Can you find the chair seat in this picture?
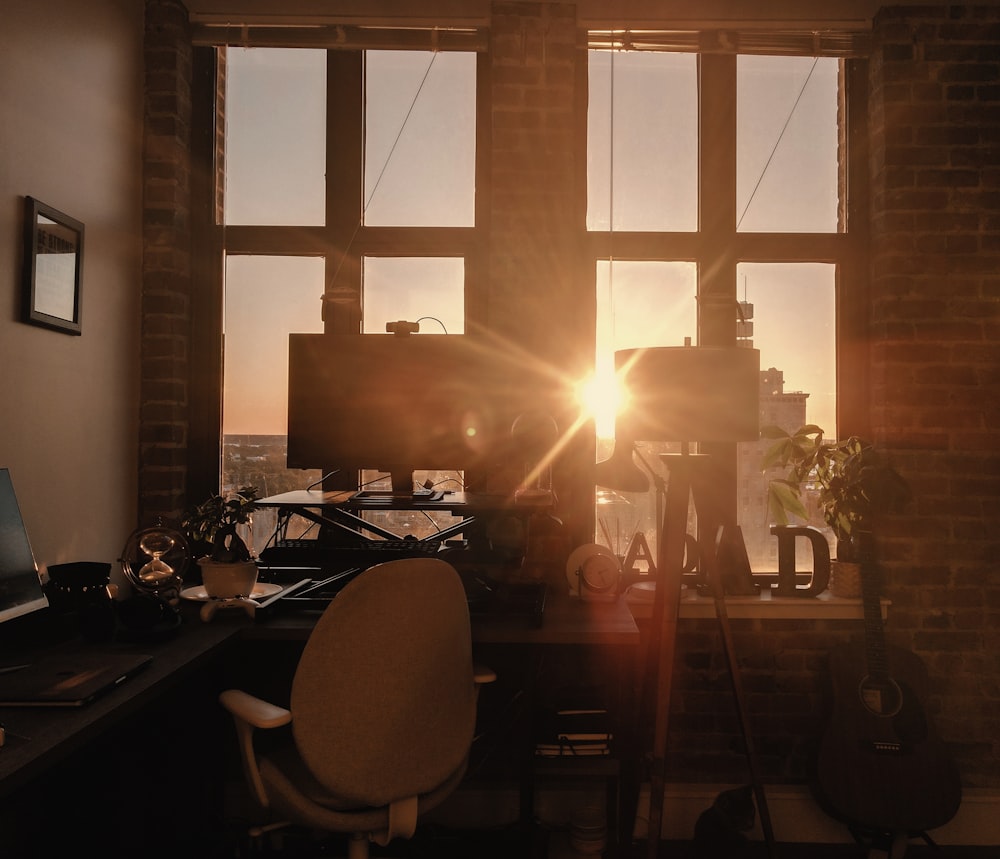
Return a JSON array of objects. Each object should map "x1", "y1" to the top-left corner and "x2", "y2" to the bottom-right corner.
[{"x1": 259, "y1": 741, "x2": 470, "y2": 835}]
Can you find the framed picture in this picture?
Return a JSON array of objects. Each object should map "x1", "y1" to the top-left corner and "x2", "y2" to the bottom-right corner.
[{"x1": 22, "y1": 196, "x2": 84, "y2": 335}]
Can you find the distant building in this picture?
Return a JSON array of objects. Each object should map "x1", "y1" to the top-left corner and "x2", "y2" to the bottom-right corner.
[{"x1": 738, "y1": 368, "x2": 809, "y2": 569}]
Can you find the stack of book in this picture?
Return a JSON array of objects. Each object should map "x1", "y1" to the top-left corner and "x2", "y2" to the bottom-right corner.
[{"x1": 535, "y1": 705, "x2": 612, "y2": 758}]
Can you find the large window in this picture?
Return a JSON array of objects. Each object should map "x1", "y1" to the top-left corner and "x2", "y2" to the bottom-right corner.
[
  {"x1": 218, "y1": 46, "x2": 480, "y2": 476},
  {"x1": 213, "y1": 44, "x2": 482, "y2": 543},
  {"x1": 587, "y1": 48, "x2": 862, "y2": 574}
]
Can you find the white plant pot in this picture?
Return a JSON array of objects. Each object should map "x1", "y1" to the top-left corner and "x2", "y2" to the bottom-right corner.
[{"x1": 198, "y1": 559, "x2": 258, "y2": 599}]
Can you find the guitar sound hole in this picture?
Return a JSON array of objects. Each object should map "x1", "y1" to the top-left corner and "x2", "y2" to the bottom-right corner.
[{"x1": 858, "y1": 675, "x2": 903, "y2": 717}]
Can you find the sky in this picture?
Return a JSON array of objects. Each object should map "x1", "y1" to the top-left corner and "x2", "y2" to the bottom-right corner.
[{"x1": 221, "y1": 48, "x2": 839, "y2": 439}]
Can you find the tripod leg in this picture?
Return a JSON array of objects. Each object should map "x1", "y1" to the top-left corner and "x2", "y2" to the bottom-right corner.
[{"x1": 645, "y1": 463, "x2": 692, "y2": 859}]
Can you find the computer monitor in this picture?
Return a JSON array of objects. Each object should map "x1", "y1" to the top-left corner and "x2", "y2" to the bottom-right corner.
[
  {"x1": 0, "y1": 468, "x2": 49, "y2": 625},
  {"x1": 287, "y1": 333, "x2": 566, "y2": 494}
]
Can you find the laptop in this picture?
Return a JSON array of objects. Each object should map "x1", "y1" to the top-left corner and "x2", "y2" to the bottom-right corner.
[
  {"x1": 0, "y1": 649, "x2": 153, "y2": 708},
  {"x1": 0, "y1": 466, "x2": 153, "y2": 707}
]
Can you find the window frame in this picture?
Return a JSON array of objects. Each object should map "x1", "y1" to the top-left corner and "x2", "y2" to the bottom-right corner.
[
  {"x1": 189, "y1": 43, "x2": 490, "y2": 499},
  {"x1": 578, "y1": 46, "x2": 870, "y2": 566}
]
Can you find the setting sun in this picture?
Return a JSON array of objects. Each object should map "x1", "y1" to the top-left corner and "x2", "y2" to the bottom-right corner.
[{"x1": 576, "y1": 366, "x2": 629, "y2": 439}]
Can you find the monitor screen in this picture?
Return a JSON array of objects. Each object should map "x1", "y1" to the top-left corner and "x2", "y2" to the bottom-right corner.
[
  {"x1": 0, "y1": 468, "x2": 49, "y2": 625},
  {"x1": 287, "y1": 333, "x2": 567, "y2": 492}
]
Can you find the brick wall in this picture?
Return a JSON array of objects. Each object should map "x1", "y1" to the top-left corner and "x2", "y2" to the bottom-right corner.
[
  {"x1": 137, "y1": 0, "x2": 1000, "y2": 793},
  {"x1": 662, "y1": 2, "x2": 1000, "y2": 792},
  {"x1": 867, "y1": 3, "x2": 1000, "y2": 789},
  {"x1": 487, "y1": 2, "x2": 594, "y2": 547},
  {"x1": 140, "y1": 0, "x2": 193, "y2": 525}
]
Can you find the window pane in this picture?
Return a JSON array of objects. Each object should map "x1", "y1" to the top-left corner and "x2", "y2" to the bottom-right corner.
[
  {"x1": 222, "y1": 256, "x2": 324, "y2": 517},
  {"x1": 360, "y1": 254, "x2": 467, "y2": 538},
  {"x1": 588, "y1": 51, "x2": 698, "y2": 232},
  {"x1": 592, "y1": 261, "x2": 697, "y2": 569},
  {"x1": 736, "y1": 262, "x2": 837, "y2": 570},
  {"x1": 737, "y1": 56, "x2": 840, "y2": 233},
  {"x1": 362, "y1": 257, "x2": 465, "y2": 334},
  {"x1": 364, "y1": 51, "x2": 476, "y2": 226},
  {"x1": 224, "y1": 48, "x2": 326, "y2": 226}
]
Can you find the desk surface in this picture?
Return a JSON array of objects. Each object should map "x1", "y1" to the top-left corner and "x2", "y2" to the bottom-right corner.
[
  {"x1": 0, "y1": 594, "x2": 638, "y2": 798},
  {"x1": 0, "y1": 618, "x2": 238, "y2": 800},
  {"x1": 248, "y1": 592, "x2": 639, "y2": 647}
]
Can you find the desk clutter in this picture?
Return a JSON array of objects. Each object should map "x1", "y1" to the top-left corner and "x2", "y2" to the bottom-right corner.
[
  {"x1": 534, "y1": 683, "x2": 615, "y2": 759},
  {"x1": 256, "y1": 545, "x2": 548, "y2": 627}
]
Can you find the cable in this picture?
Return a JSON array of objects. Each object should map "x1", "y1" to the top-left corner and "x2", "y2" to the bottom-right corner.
[
  {"x1": 415, "y1": 316, "x2": 449, "y2": 334},
  {"x1": 737, "y1": 57, "x2": 819, "y2": 230},
  {"x1": 306, "y1": 469, "x2": 339, "y2": 491},
  {"x1": 327, "y1": 52, "x2": 440, "y2": 292}
]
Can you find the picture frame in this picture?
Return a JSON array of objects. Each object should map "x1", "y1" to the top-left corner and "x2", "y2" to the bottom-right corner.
[{"x1": 22, "y1": 196, "x2": 84, "y2": 335}]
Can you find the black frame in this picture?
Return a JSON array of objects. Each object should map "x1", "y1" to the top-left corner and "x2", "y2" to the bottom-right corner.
[{"x1": 22, "y1": 196, "x2": 84, "y2": 335}]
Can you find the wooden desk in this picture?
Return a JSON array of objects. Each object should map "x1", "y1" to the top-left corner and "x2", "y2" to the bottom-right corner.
[
  {"x1": 0, "y1": 618, "x2": 239, "y2": 801},
  {"x1": 246, "y1": 591, "x2": 638, "y2": 647}
]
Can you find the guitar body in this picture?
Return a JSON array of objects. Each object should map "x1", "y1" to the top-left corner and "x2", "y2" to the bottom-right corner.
[{"x1": 815, "y1": 640, "x2": 962, "y2": 833}]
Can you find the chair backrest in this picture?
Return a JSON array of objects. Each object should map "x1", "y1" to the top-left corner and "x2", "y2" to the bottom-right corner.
[{"x1": 290, "y1": 557, "x2": 477, "y2": 808}]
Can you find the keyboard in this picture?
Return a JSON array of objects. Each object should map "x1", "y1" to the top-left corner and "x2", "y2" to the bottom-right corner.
[{"x1": 259, "y1": 538, "x2": 444, "y2": 570}]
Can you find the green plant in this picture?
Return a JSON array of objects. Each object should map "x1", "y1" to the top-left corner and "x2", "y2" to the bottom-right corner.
[
  {"x1": 181, "y1": 485, "x2": 259, "y2": 563},
  {"x1": 760, "y1": 425, "x2": 910, "y2": 563}
]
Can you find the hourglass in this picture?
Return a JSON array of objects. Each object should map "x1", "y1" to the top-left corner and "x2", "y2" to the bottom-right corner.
[
  {"x1": 138, "y1": 529, "x2": 177, "y2": 584},
  {"x1": 121, "y1": 525, "x2": 190, "y2": 602}
]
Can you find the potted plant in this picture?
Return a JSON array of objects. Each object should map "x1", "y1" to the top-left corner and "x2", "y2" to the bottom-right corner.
[
  {"x1": 181, "y1": 485, "x2": 260, "y2": 599},
  {"x1": 760, "y1": 425, "x2": 910, "y2": 596}
]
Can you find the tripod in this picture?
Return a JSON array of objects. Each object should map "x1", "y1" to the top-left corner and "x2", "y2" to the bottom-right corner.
[{"x1": 644, "y1": 450, "x2": 777, "y2": 859}]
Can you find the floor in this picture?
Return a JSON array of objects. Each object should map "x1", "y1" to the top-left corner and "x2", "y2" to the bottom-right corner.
[{"x1": 231, "y1": 825, "x2": 996, "y2": 859}]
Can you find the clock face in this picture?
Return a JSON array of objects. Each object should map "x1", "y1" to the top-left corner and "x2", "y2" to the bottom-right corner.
[
  {"x1": 580, "y1": 554, "x2": 619, "y2": 592},
  {"x1": 565, "y1": 543, "x2": 621, "y2": 597}
]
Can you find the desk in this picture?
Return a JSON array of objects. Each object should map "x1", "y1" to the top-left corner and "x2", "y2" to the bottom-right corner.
[
  {"x1": 0, "y1": 619, "x2": 238, "y2": 801},
  {"x1": 0, "y1": 595, "x2": 640, "y2": 857}
]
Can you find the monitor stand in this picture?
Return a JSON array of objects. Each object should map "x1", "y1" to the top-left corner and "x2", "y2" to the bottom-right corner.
[{"x1": 352, "y1": 467, "x2": 444, "y2": 502}]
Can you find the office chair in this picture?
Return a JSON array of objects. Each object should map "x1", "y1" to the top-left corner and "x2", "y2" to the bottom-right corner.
[{"x1": 219, "y1": 557, "x2": 496, "y2": 858}]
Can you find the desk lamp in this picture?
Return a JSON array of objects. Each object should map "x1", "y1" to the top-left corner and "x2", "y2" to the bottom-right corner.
[{"x1": 610, "y1": 344, "x2": 775, "y2": 859}]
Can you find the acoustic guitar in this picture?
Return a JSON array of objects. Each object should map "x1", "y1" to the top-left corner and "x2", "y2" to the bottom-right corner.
[{"x1": 814, "y1": 539, "x2": 961, "y2": 834}]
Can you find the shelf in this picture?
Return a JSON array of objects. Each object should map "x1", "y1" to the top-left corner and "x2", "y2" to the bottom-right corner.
[{"x1": 625, "y1": 587, "x2": 889, "y2": 621}]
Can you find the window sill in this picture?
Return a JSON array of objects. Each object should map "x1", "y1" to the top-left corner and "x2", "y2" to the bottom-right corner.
[{"x1": 624, "y1": 585, "x2": 888, "y2": 621}]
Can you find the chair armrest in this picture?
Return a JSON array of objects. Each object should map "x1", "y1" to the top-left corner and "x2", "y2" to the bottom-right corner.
[
  {"x1": 219, "y1": 688, "x2": 292, "y2": 729},
  {"x1": 219, "y1": 689, "x2": 292, "y2": 811},
  {"x1": 473, "y1": 663, "x2": 497, "y2": 685}
]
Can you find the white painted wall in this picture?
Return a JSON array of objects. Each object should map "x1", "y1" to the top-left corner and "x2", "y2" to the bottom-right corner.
[{"x1": 0, "y1": 0, "x2": 144, "y2": 569}]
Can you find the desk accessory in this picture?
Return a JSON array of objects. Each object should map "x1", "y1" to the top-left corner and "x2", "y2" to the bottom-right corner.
[
  {"x1": 0, "y1": 650, "x2": 152, "y2": 708},
  {"x1": 177, "y1": 486, "x2": 263, "y2": 619},
  {"x1": 44, "y1": 561, "x2": 118, "y2": 642},
  {"x1": 0, "y1": 468, "x2": 49, "y2": 628},
  {"x1": 120, "y1": 524, "x2": 191, "y2": 603},
  {"x1": 565, "y1": 543, "x2": 621, "y2": 600}
]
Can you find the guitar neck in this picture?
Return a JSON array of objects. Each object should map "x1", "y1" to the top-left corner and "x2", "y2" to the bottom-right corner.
[{"x1": 858, "y1": 533, "x2": 890, "y2": 683}]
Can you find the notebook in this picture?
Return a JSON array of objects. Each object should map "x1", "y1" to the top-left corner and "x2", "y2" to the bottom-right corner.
[{"x1": 0, "y1": 649, "x2": 152, "y2": 708}]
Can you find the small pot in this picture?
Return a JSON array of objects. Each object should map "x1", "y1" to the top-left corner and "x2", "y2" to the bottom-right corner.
[
  {"x1": 829, "y1": 560, "x2": 862, "y2": 598},
  {"x1": 198, "y1": 559, "x2": 258, "y2": 599}
]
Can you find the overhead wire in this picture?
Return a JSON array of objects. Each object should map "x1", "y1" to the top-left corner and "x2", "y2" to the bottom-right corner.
[{"x1": 737, "y1": 57, "x2": 819, "y2": 230}]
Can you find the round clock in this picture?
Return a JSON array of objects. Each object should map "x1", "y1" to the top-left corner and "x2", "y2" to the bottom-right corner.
[{"x1": 565, "y1": 544, "x2": 621, "y2": 600}]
